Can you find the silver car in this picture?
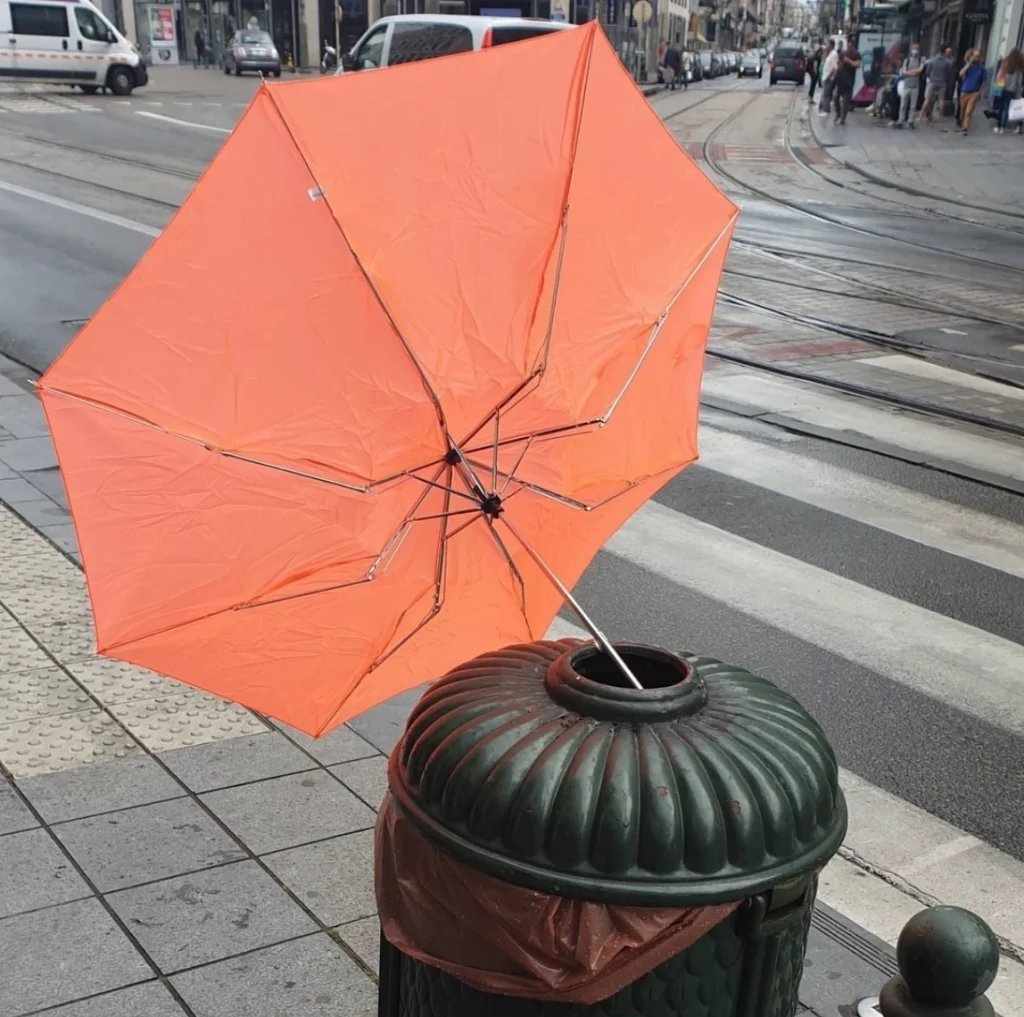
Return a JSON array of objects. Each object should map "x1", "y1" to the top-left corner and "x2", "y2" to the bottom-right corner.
[
  {"x1": 738, "y1": 50, "x2": 763, "y2": 77},
  {"x1": 223, "y1": 30, "x2": 282, "y2": 77}
]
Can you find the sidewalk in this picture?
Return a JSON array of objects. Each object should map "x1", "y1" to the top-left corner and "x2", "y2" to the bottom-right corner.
[
  {"x1": 808, "y1": 101, "x2": 1024, "y2": 214},
  {"x1": 0, "y1": 349, "x2": 900, "y2": 1016}
]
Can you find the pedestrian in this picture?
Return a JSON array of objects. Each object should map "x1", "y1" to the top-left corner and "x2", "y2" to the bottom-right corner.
[
  {"x1": 680, "y1": 48, "x2": 691, "y2": 89},
  {"x1": 894, "y1": 40, "x2": 924, "y2": 128},
  {"x1": 662, "y1": 41, "x2": 681, "y2": 90},
  {"x1": 193, "y1": 28, "x2": 206, "y2": 68},
  {"x1": 819, "y1": 40, "x2": 838, "y2": 117},
  {"x1": 808, "y1": 45, "x2": 822, "y2": 102},
  {"x1": 833, "y1": 39, "x2": 861, "y2": 124},
  {"x1": 994, "y1": 48, "x2": 1023, "y2": 133},
  {"x1": 919, "y1": 45, "x2": 954, "y2": 122},
  {"x1": 958, "y1": 48, "x2": 988, "y2": 135}
]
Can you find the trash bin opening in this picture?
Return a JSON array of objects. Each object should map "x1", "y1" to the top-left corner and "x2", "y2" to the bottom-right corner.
[{"x1": 569, "y1": 644, "x2": 692, "y2": 690}]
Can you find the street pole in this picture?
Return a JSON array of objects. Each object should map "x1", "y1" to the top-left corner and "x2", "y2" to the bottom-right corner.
[{"x1": 334, "y1": 0, "x2": 341, "y2": 64}]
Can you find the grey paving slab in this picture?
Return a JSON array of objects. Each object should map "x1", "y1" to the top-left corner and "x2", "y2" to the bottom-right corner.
[
  {"x1": 53, "y1": 797, "x2": 246, "y2": 892},
  {"x1": 330, "y1": 755, "x2": 389, "y2": 812},
  {"x1": 19, "y1": 755, "x2": 186, "y2": 824},
  {"x1": 171, "y1": 934, "x2": 377, "y2": 1017},
  {"x1": 39, "y1": 523, "x2": 79, "y2": 556},
  {"x1": 159, "y1": 731, "x2": 317, "y2": 793},
  {"x1": 346, "y1": 685, "x2": 428, "y2": 756},
  {"x1": 0, "y1": 374, "x2": 26, "y2": 398},
  {"x1": 201, "y1": 770, "x2": 375, "y2": 856},
  {"x1": 23, "y1": 466, "x2": 70, "y2": 510},
  {"x1": 0, "y1": 897, "x2": 152, "y2": 1015},
  {"x1": 335, "y1": 916, "x2": 380, "y2": 975},
  {"x1": 0, "y1": 435, "x2": 58, "y2": 472},
  {"x1": 0, "y1": 779, "x2": 36, "y2": 835},
  {"x1": 0, "y1": 827, "x2": 91, "y2": 918},
  {"x1": 275, "y1": 721, "x2": 379, "y2": 765},
  {"x1": 0, "y1": 477, "x2": 43, "y2": 504},
  {"x1": 40, "y1": 981, "x2": 187, "y2": 1017},
  {"x1": 107, "y1": 859, "x2": 317, "y2": 972},
  {"x1": 0, "y1": 394, "x2": 48, "y2": 438},
  {"x1": 263, "y1": 830, "x2": 376, "y2": 927}
]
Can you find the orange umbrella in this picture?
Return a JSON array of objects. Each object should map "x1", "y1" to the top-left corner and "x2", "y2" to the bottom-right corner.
[{"x1": 39, "y1": 23, "x2": 737, "y2": 737}]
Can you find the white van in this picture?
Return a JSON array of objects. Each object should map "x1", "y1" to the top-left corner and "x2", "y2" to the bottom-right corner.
[
  {"x1": 0, "y1": 0, "x2": 147, "y2": 95},
  {"x1": 339, "y1": 14, "x2": 573, "y2": 74}
]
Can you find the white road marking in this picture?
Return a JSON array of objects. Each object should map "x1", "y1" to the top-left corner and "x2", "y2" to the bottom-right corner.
[
  {"x1": 698, "y1": 426, "x2": 1024, "y2": 578},
  {"x1": 545, "y1": 616, "x2": 1024, "y2": 1003},
  {"x1": 0, "y1": 178, "x2": 159, "y2": 237},
  {"x1": 940, "y1": 327, "x2": 968, "y2": 335},
  {"x1": 606, "y1": 500, "x2": 1024, "y2": 734},
  {"x1": 136, "y1": 110, "x2": 230, "y2": 133},
  {"x1": 702, "y1": 371, "x2": 1024, "y2": 483},
  {"x1": 861, "y1": 354, "x2": 1024, "y2": 402}
]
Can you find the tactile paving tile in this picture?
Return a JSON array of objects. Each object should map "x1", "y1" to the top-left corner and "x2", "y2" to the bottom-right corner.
[
  {"x1": 0, "y1": 607, "x2": 18, "y2": 630},
  {"x1": 67, "y1": 658, "x2": 185, "y2": 704},
  {"x1": 21, "y1": 618, "x2": 96, "y2": 663},
  {"x1": 0, "y1": 666, "x2": 94, "y2": 724},
  {"x1": 1, "y1": 582, "x2": 92, "y2": 628},
  {"x1": 0, "y1": 548, "x2": 83, "y2": 592},
  {"x1": 0, "y1": 707, "x2": 142, "y2": 777},
  {"x1": 0, "y1": 624, "x2": 51, "y2": 673},
  {"x1": 110, "y1": 692, "x2": 268, "y2": 753}
]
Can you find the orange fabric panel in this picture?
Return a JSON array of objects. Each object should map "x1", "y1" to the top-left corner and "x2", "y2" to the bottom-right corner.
[
  {"x1": 268, "y1": 28, "x2": 592, "y2": 442},
  {"x1": 500, "y1": 35, "x2": 737, "y2": 438},
  {"x1": 42, "y1": 90, "x2": 444, "y2": 486},
  {"x1": 488, "y1": 226, "x2": 735, "y2": 506}
]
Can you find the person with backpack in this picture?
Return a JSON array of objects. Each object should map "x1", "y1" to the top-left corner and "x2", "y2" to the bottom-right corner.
[
  {"x1": 832, "y1": 40, "x2": 861, "y2": 125},
  {"x1": 919, "y1": 46, "x2": 954, "y2": 122},
  {"x1": 894, "y1": 41, "x2": 924, "y2": 128}
]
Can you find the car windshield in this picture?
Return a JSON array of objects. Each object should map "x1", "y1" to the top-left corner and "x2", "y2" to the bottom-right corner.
[
  {"x1": 777, "y1": 47, "x2": 800, "y2": 58},
  {"x1": 241, "y1": 32, "x2": 271, "y2": 44},
  {"x1": 743, "y1": 52, "x2": 759, "y2": 62}
]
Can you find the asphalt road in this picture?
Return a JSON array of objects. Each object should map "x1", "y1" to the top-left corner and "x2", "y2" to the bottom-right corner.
[{"x1": 2, "y1": 66, "x2": 1024, "y2": 938}]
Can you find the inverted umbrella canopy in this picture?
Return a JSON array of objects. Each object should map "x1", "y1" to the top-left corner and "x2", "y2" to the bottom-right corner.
[{"x1": 39, "y1": 22, "x2": 737, "y2": 737}]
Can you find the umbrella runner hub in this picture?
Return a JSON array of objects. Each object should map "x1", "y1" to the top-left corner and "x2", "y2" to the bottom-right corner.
[{"x1": 480, "y1": 493, "x2": 502, "y2": 519}]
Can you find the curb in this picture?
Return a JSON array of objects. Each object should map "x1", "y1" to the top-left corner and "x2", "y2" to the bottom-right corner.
[{"x1": 806, "y1": 108, "x2": 1024, "y2": 222}]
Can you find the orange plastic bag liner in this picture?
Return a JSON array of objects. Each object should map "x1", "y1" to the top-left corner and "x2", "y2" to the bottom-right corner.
[{"x1": 376, "y1": 795, "x2": 739, "y2": 1004}]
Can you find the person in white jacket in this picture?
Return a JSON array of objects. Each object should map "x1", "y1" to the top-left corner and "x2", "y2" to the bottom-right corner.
[{"x1": 819, "y1": 41, "x2": 839, "y2": 116}]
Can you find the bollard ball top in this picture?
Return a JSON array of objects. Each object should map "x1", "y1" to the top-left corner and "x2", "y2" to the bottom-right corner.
[{"x1": 896, "y1": 906, "x2": 999, "y2": 1007}]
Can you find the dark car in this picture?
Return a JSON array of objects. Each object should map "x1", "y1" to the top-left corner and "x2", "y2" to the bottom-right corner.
[
  {"x1": 698, "y1": 50, "x2": 713, "y2": 79},
  {"x1": 769, "y1": 45, "x2": 805, "y2": 85},
  {"x1": 223, "y1": 30, "x2": 282, "y2": 77}
]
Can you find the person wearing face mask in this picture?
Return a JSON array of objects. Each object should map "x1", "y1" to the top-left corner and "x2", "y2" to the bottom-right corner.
[{"x1": 894, "y1": 41, "x2": 925, "y2": 127}]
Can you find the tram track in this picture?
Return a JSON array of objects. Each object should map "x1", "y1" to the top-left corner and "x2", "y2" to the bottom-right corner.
[{"x1": 699, "y1": 90, "x2": 1024, "y2": 275}]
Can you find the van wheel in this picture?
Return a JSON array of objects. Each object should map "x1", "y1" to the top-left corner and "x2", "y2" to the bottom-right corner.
[
  {"x1": 234, "y1": 66, "x2": 242, "y2": 76},
  {"x1": 273, "y1": 68, "x2": 281, "y2": 77},
  {"x1": 107, "y1": 66, "x2": 134, "y2": 96}
]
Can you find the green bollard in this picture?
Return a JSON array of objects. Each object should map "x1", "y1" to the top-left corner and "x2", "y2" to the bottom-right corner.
[{"x1": 858, "y1": 906, "x2": 1000, "y2": 1017}]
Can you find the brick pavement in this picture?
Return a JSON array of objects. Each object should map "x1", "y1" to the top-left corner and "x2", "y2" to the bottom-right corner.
[{"x1": 808, "y1": 98, "x2": 1024, "y2": 212}]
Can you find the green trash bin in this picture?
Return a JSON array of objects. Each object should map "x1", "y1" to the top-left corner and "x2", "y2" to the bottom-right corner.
[{"x1": 378, "y1": 640, "x2": 848, "y2": 1017}]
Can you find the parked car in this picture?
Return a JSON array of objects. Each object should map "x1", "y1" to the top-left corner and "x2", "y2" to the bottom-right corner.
[
  {"x1": 0, "y1": 0, "x2": 147, "y2": 95},
  {"x1": 687, "y1": 52, "x2": 703, "y2": 81},
  {"x1": 223, "y1": 29, "x2": 282, "y2": 76},
  {"x1": 738, "y1": 50, "x2": 763, "y2": 77},
  {"x1": 339, "y1": 14, "x2": 571, "y2": 73},
  {"x1": 769, "y1": 44, "x2": 806, "y2": 85},
  {"x1": 711, "y1": 51, "x2": 727, "y2": 76},
  {"x1": 698, "y1": 49, "x2": 713, "y2": 79}
]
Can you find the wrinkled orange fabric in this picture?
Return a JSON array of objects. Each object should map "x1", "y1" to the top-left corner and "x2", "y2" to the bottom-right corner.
[
  {"x1": 376, "y1": 796, "x2": 739, "y2": 1004},
  {"x1": 39, "y1": 23, "x2": 737, "y2": 737}
]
